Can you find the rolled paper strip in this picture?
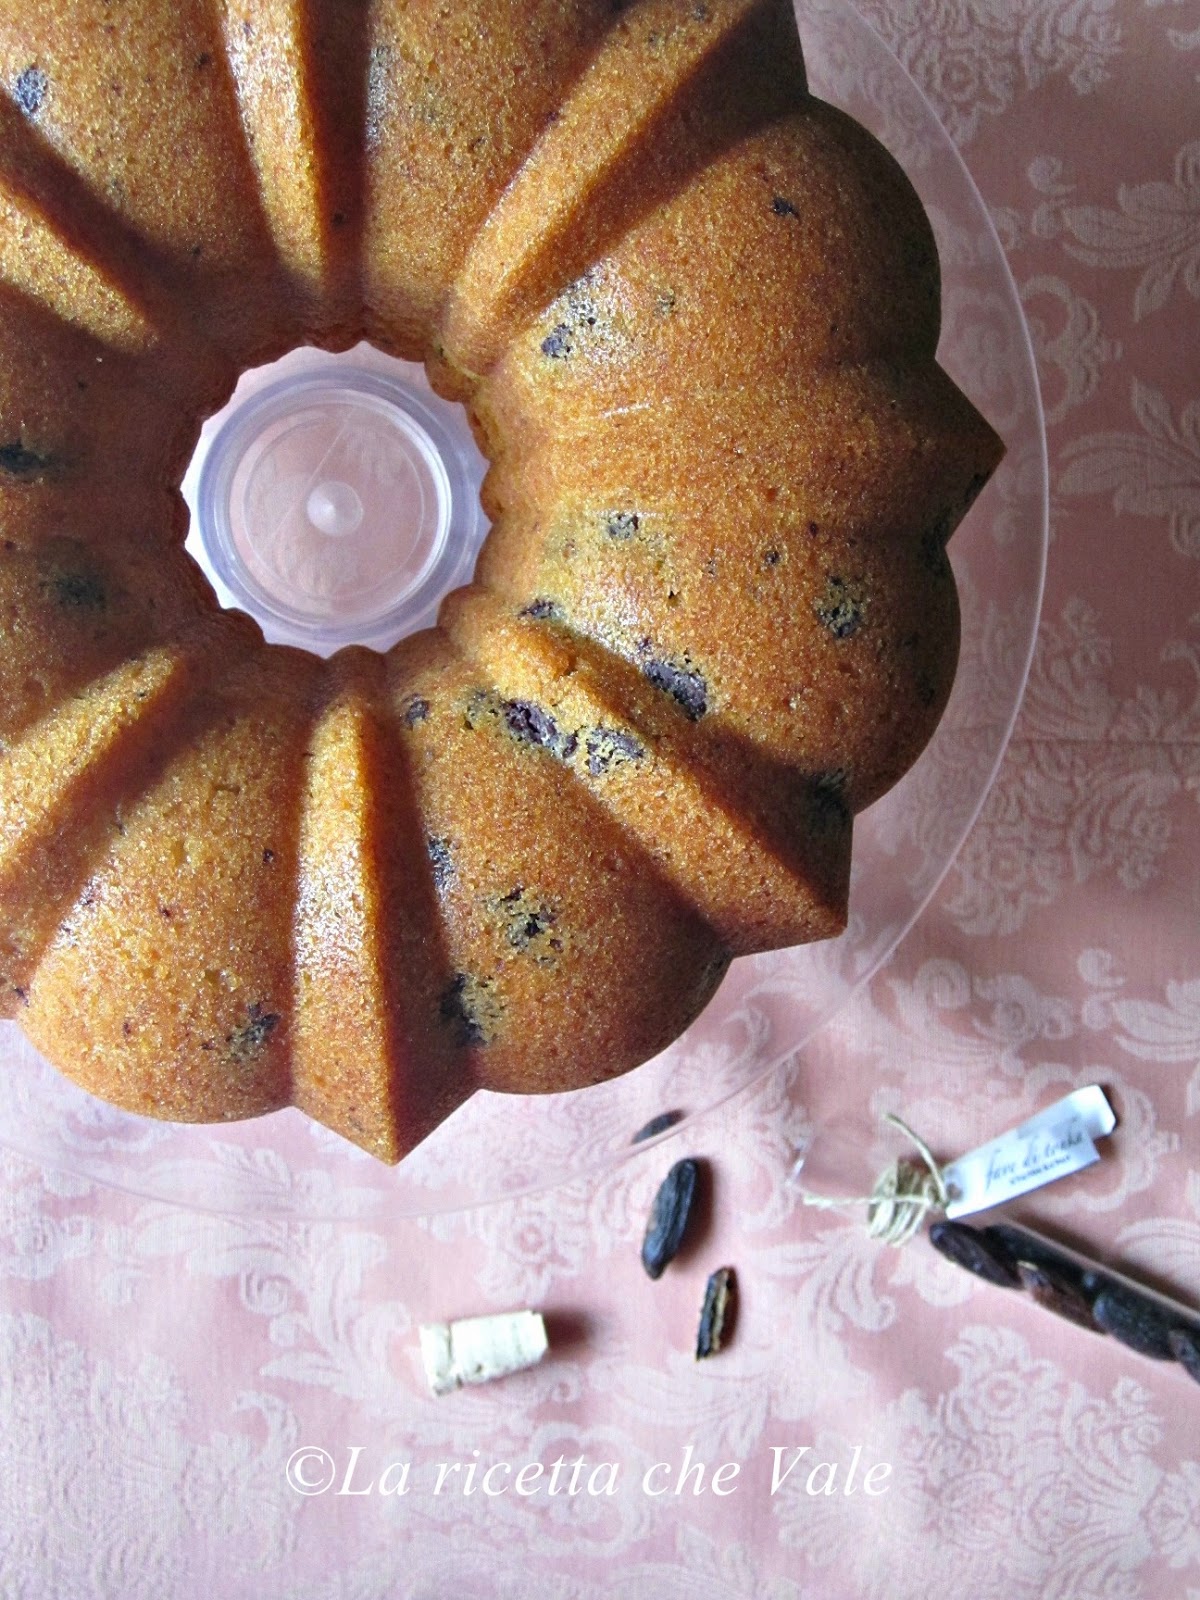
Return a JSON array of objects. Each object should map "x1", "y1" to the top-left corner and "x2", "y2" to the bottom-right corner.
[{"x1": 419, "y1": 1309, "x2": 548, "y2": 1396}]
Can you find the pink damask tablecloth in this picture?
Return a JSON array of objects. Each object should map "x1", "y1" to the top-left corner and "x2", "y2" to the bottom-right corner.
[{"x1": 3, "y1": 2, "x2": 1200, "y2": 1595}]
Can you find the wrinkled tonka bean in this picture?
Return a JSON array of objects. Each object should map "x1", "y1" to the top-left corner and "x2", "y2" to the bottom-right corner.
[
  {"x1": 696, "y1": 1266, "x2": 735, "y2": 1359},
  {"x1": 1016, "y1": 1262, "x2": 1100, "y2": 1330},
  {"x1": 1090, "y1": 1286, "x2": 1179, "y2": 1360},
  {"x1": 631, "y1": 1109, "x2": 685, "y2": 1145},
  {"x1": 641, "y1": 1157, "x2": 699, "y2": 1279},
  {"x1": 929, "y1": 1220, "x2": 1022, "y2": 1288}
]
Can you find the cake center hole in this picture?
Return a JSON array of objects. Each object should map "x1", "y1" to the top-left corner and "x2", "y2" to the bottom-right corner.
[
  {"x1": 307, "y1": 479, "x2": 364, "y2": 537},
  {"x1": 182, "y1": 342, "x2": 489, "y2": 655}
]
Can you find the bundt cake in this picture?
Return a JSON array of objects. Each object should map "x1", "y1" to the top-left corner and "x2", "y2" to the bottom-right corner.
[{"x1": 0, "y1": 0, "x2": 1003, "y2": 1162}]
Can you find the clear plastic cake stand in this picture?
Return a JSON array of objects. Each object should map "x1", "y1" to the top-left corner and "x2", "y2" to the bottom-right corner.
[{"x1": 0, "y1": 0, "x2": 1047, "y2": 1220}]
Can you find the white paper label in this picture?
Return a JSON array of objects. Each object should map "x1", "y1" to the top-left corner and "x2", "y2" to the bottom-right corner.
[{"x1": 941, "y1": 1086, "x2": 1116, "y2": 1219}]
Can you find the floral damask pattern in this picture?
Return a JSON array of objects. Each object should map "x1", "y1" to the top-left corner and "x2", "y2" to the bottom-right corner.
[
  {"x1": 779, "y1": 1326, "x2": 1200, "y2": 1600},
  {"x1": 0, "y1": 1311, "x2": 301, "y2": 1599},
  {"x1": 1061, "y1": 381, "x2": 1200, "y2": 557},
  {"x1": 1021, "y1": 274, "x2": 1122, "y2": 423},
  {"x1": 940, "y1": 599, "x2": 1200, "y2": 935},
  {"x1": 1051, "y1": 139, "x2": 1200, "y2": 322},
  {"x1": 2, "y1": 1, "x2": 1199, "y2": 1596},
  {"x1": 1081, "y1": 950, "x2": 1200, "y2": 1115},
  {"x1": 853, "y1": 0, "x2": 1124, "y2": 145}
]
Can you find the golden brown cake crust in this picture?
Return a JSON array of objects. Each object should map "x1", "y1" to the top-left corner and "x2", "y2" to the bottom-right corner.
[{"x1": 0, "y1": 0, "x2": 1003, "y2": 1160}]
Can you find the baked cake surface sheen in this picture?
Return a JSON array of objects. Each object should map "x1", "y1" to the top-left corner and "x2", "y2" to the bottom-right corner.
[{"x1": 0, "y1": 0, "x2": 1003, "y2": 1162}]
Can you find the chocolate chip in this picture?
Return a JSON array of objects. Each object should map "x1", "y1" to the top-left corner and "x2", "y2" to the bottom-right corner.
[
  {"x1": 439, "y1": 974, "x2": 477, "y2": 1044},
  {"x1": 763, "y1": 549, "x2": 780, "y2": 567},
  {"x1": 815, "y1": 575, "x2": 866, "y2": 639},
  {"x1": 642, "y1": 1158, "x2": 699, "y2": 1279},
  {"x1": 427, "y1": 836, "x2": 454, "y2": 894},
  {"x1": 401, "y1": 695, "x2": 430, "y2": 727},
  {"x1": 48, "y1": 570, "x2": 106, "y2": 610},
  {"x1": 226, "y1": 1001, "x2": 280, "y2": 1062},
  {"x1": 771, "y1": 195, "x2": 798, "y2": 218},
  {"x1": 0, "y1": 441, "x2": 50, "y2": 476},
  {"x1": 584, "y1": 726, "x2": 644, "y2": 777},
  {"x1": 503, "y1": 698, "x2": 554, "y2": 744},
  {"x1": 519, "y1": 597, "x2": 563, "y2": 621},
  {"x1": 513, "y1": 908, "x2": 552, "y2": 945},
  {"x1": 541, "y1": 272, "x2": 607, "y2": 360},
  {"x1": 696, "y1": 1266, "x2": 736, "y2": 1359},
  {"x1": 639, "y1": 650, "x2": 707, "y2": 719},
  {"x1": 605, "y1": 511, "x2": 640, "y2": 541},
  {"x1": 928, "y1": 1220, "x2": 1022, "y2": 1288},
  {"x1": 495, "y1": 886, "x2": 558, "y2": 953},
  {"x1": 262, "y1": 848, "x2": 275, "y2": 864},
  {"x1": 503, "y1": 698, "x2": 577, "y2": 760},
  {"x1": 438, "y1": 972, "x2": 498, "y2": 1047},
  {"x1": 540, "y1": 324, "x2": 573, "y2": 360},
  {"x1": 13, "y1": 66, "x2": 47, "y2": 115},
  {"x1": 462, "y1": 688, "x2": 496, "y2": 731}
]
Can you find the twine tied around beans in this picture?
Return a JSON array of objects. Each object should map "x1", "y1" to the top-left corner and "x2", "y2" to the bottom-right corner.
[{"x1": 796, "y1": 1112, "x2": 949, "y2": 1247}]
